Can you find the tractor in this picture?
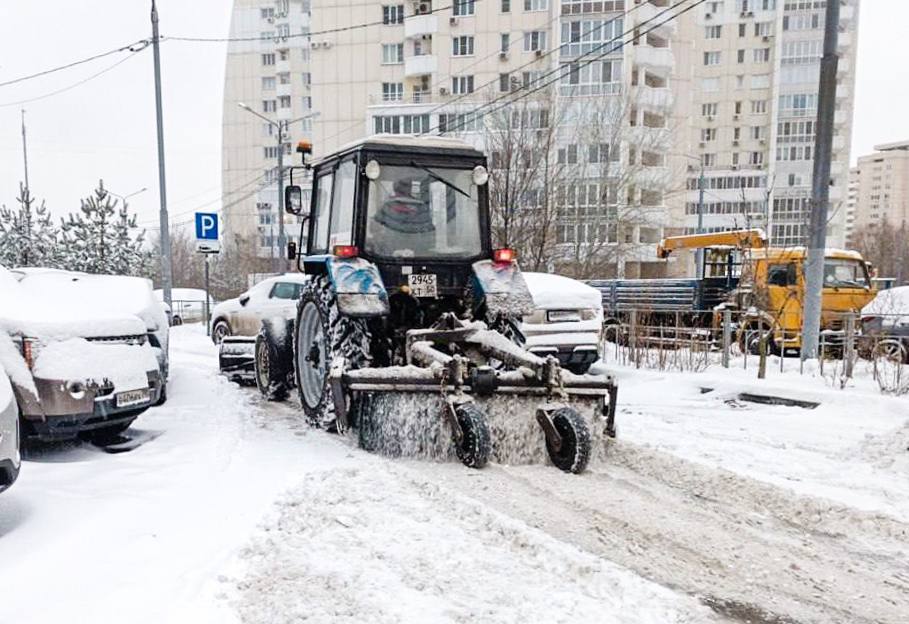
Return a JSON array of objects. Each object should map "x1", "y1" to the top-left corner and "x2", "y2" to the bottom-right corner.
[{"x1": 251, "y1": 135, "x2": 618, "y2": 473}]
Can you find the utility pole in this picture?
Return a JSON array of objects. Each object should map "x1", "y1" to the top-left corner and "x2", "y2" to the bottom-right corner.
[
  {"x1": 21, "y1": 109, "x2": 30, "y2": 190},
  {"x1": 800, "y1": 0, "x2": 840, "y2": 361},
  {"x1": 696, "y1": 166, "x2": 706, "y2": 277},
  {"x1": 151, "y1": 0, "x2": 173, "y2": 313},
  {"x1": 276, "y1": 120, "x2": 286, "y2": 273}
]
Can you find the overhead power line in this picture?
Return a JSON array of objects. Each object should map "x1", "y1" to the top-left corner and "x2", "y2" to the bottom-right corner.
[{"x1": 0, "y1": 39, "x2": 151, "y2": 89}]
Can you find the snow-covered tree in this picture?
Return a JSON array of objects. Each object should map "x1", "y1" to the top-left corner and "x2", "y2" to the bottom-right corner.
[
  {"x1": 59, "y1": 180, "x2": 151, "y2": 275},
  {"x1": 0, "y1": 183, "x2": 60, "y2": 268}
]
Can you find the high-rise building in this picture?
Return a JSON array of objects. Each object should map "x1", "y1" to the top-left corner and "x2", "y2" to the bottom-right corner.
[
  {"x1": 844, "y1": 165, "x2": 858, "y2": 244},
  {"x1": 222, "y1": 0, "x2": 314, "y2": 259},
  {"x1": 672, "y1": 0, "x2": 860, "y2": 250},
  {"x1": 850, "y1": 141, "x2": 909, "y2": 233}
]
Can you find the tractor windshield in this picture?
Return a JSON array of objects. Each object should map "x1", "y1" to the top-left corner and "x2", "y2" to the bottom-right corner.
[
  {"x1": 823, "y1": 258, "x2": 870, "y2": 289},
  {"x1": 365, "y1": 164, "x2": 483, "y2": 259}
]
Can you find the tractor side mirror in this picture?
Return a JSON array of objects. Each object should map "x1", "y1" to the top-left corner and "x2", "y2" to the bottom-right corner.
[
  {"x1": 285, "y1": 185, "x2": 306, "y2": 216},
  {"x1": 287, "y1": 241, "x2": 298, "y2": 261}
]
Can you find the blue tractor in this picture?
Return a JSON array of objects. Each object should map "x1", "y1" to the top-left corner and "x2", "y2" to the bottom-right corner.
[{"x1": 255, "y1": 136, "x2": 618, "y2": 473}]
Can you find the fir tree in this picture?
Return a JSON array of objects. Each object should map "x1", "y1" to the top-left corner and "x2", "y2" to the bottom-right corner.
[
  {"x1": 0, "y1": 183, "x2": 60, "y2": 268},
  {"x1": 59, "y1": 180, "x2": 151, "y2": 275}
]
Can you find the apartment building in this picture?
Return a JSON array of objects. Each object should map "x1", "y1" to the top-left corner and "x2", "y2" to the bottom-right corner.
[
  {"x1": 222, "y1": 0, "x2": 314, "y2": 258},
  {"x1": 844, "y1": 165, "x2": 858, "y2": 244},
  {"x1": 306, "y1": 0, "x2": 680, "y2": 277},
  {"x1": 675, "y1": 0, "x2": 860, "y2": 250},
  {"x1": 850, "y1": 141, "x2": 909, "y2": 233}
]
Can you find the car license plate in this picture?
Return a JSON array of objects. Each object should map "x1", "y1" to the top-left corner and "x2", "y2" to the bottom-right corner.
[
  {"x1": 116, "y1": 388, "x2": 150, "y2": 408},
  {"x1": 408, "y1": 274, "x2": 438, "y2": 298},
  {"x1": 548, "y1": 310, "x2": 582, "y2": 323}
]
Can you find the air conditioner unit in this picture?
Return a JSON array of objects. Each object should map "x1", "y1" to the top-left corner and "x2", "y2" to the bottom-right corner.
[
  {"x1": 417, "y1": 2, "x2": 430, "y2": 14},
  {"x1": 731, "y1": 164, "x2": 739, "y2": 171},
  {"x1": 747, "y1": 11, "x2": 754, "y2": 17},
  {"x1": 535, "y1": 49, "x2": 543, "y2": 57},
  {"x1": 699, "y1": 141, "x2": 706, "y2": 148},
  {"x1": 439, "y1": 87, "x2": 449, "y2": 95},
  {"x1": 707, "y1": 115, "x2": 714, "y2": 121},
  {"x1": 499, "y1": 51, "x2": 508, "y2": 60},
  {"x1": 267, "y1": 17, "x2": 275, "y2": 23},
  {"x1": 450, "y1": 16, "x2": 458, "y2": 25},
  {"x1": 759, "y1": 138, "x2": 766, "y2": 144},
  {"x1": 733, "y1": 114, "x2": 740, "y2": 120},
  {"x1": 705, "y1": 13, "x2": 712, "y2": 19},
  {"x1": 762, "y1": 35, "x2": 771, "y2": 42},
  {"x1": 733, "y1": 140, "x2": 740, "y2": 146}
]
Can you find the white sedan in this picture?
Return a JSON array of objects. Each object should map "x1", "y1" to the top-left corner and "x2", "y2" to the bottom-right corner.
[
  {"x1": 209, "y1": 274, "x2": 309, "y2": 344},
  {"x1": 521, "y1": 272, "x2": 604, "y2": 374}
]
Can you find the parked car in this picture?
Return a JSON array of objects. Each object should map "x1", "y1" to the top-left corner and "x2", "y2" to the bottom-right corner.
[
  {"x1": 154, "y1": 288, "x2": 214, "y2": 325},
  {"x1": 521, "y1": 272, "x2": 604, "y2": 374},
  {"x1": 0, "y1": 267, "x2": 169, "y2": 441},
  {"x1": 0, "y1": 352, "x2": 21, "y2": 493},
  {"x1": 861, "y1": 285, "x2": 909, "y2": 363},
  {"x1": 210, "y1": 274, "x2": 309, "y2": 344}
]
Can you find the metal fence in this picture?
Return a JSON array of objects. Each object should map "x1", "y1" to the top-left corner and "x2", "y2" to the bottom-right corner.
[{"x1": 599, "y1": 309, "x2": 909, "y2": 395}]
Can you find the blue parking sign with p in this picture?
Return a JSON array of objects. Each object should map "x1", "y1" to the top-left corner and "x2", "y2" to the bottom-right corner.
[{"x1": 195, "y1": 213, "x2": 218, "y2": 241}]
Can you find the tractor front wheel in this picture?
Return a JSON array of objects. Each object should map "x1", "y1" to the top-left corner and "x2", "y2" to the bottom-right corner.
[
  {"x1": 453, "y1": 403, "x2": 491, "y2": 469},
  {"x1": 544, "y1": 407, "x2": 591, "y2": 474}
]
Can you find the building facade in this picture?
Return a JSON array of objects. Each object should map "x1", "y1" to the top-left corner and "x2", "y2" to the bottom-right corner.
[
  {"x1": 222, "y1": 0, "x2": 314, "y2": 258},
  {"x1": 673, "y1": 0, "x2": 860, "y2": 251},
  {"x1": 850, "y1": 141, "x2": 909, "y2": 234}
]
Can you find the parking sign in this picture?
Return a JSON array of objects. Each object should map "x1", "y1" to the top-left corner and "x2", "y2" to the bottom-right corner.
[{"x1": 195, "y1": 213, "x2": 219, "y2": 241}]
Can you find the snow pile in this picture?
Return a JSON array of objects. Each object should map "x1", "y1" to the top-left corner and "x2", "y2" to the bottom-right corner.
[
  {"x1": 33, "y1": 339, "x2": 159, "y2": 390},
  {"x1": 229, "y1": 464, "x2": 716, "y2": 624},
  {"x1": 523, "y1": 271, "x2": 602, "y2": 311},
  {"x1": 863, "y1": 285, "x2": 909, "y2": 325}
]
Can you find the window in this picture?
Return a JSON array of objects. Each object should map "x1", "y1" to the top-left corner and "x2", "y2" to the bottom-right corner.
[
  {"x1": 382, "y1": 43, "x2": 404, "y2": 64},
  {"x1": 438, "y1": 112, "x2": 484, "y2": 133},
  {"x1": 524, "y1": 0, "x2": 547, "y2": 10},
  {"x1": 262, "y1": 53, "x2": 276, "y2": 66},
  {"x1": 264, "y1": 146, "x2": 282, "y2": 159},
  {"x1": 452, "y1": 36, "x2": 475, "y2": 56},
  {"x1": 706, "y1": 25, "x2": 722, "y2": 39},
  {"x1": 702, "y1": 102, "x2": 719, "y2": 117},
  {"x1": 279, "y1": 95, "x2": 292, "y2": 108},
  {"x1": 301, "y1": 72, "x2": 311, "y2": 86},
  {"x1": 560, "y1": 18, "x2": 624, "y2": 58},
  {"x1": 776, "y1": 145, "x2": 813, "y2": 161},
  {"x1": 767, "y1": 264, "x2": 797, "y2": 287},
  {"x1": 278, "y1": 49, "x2": 289, "y2": 61},
  {"x1": 779, "y1": 93, "x2": 817, "y2": 116},
  {"x1": 382, "y1": 82, "x2": 403, "y2": 101},
  {"x1": 269, "y1": 282, "x2": 304, "y2": 300},
  {"x1": 701, "y1": 128, "x2": 717, "y2": 142},
  {"x1": 501, "y1": 0, "x2": 510, "y2": 11},
  {"x1": 737, "y1": 49, "x2": 745, "y2": 63},
  {"x1": 451, "y1": 75, "x2": 474, "y2": 94},
  {"x1": 588, "y1": 143, "x2": 618, "y2": 163},
  {"x1": 749, "y1": 151, "x2": 765, "y2": 166},
  {"x1": 738, "y1": 23, "x2": 747, "y2": 37},
  {"x1": 777, "y1": 120, "x2": 815, "y2": 144},
  {"x1": 751, "y1": 125, "x2": 766, "y2": 140},
  {"x1": 753, "y1": 48, "x2": 770, "y2": 62},
  {"x1": 702, "y1": 153, "x2": 717, "y2": 167},
  {"x1": 262, "y1": 100, "x2": 277, "y2": 113},
  {"x1": 559, "y1": 59, "x2": 622, "y2": 96},
  {"x1": 328, "y1": 160, "x2": 356, "y2": 248},
  {"x1": 754, "y1": 22, "x2": 772, "y2": 36},
  {"x1": 302, "y1": 96, "x2": 312, "y2": 109},
  {"x1": 524, "y1": 31, "x2": 547, "y2": 52},
  {"x1": 453, "y1": 0, "x2": 476, "y2": 16},
  {"x1": 499, "y1": 73, "x2": 511, "y2": 92},
  {"x1": 500, "y1": 33, "x2": 510, "y2": 53},
  {"x1": 704, "y1": 51, "x2": 722, "y2": 66},
  {"x1": 310, "y1": 172, "x2": 335, "y2": 254},
  {"x1": 278, "y1": 72, "x2": 291, "y2": 85},
  {"x1": 751, "y1": 99, "x2": 767, "y2": 113},
  {"x1": 262, "y1": 77, "x2": 276, "y2": 90},
  {"x1": 276, "y1": 23, "x2": 290, "y2": 38},
  {"x1": 751, "y1": 74, "x2": 770, "y2": 89},
  {"x1": 261, "y1": 7, "x2": 275, "y2": 19},
  {"x1": 382, "y1": 4, "x2": 404, "y2": 24},
  {"x1": 781, "y1": 40, "x2": 822, "y2": 64},
  {"x1": 260, "y1": 31, "x2": 275, "y2": 40},
  {"x1": 373, "y1": 114, "x2": 431, "y2": 134},
  {"x1": 735, "y1": 101, "x2": 743, "y2": 114},
  {"x1": 707, "y1": 1, "x2": 724, "y2": 12}
]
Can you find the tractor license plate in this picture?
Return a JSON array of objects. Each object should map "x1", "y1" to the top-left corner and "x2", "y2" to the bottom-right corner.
[
  {"x1": 408, "y1": 274, "x2": 438, "y2": 298},
  {"x1": 116, "y1": 388, "x2": 150, "y2": 408}
]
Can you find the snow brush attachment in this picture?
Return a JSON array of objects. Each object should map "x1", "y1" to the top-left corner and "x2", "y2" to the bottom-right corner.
[{"x1": 330, "y1": 314, "x2": 618, "y2": 473}]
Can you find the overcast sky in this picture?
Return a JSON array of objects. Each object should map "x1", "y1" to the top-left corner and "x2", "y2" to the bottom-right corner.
[{"x1": 0, "y1": 0, "x2": 905, "y2": 230}]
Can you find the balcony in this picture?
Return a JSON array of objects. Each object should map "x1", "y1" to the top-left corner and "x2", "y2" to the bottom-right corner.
[
  {"x1": 405, "y1": 14, "x2": 438, "y2": 38},
  {"x1": 633, "y1": 45, "x2": 674, "y2": 73},
  {"x1": 632, "y1": 85, "x2": 673, "y2": 109},
  {"x1": 404, "y1": 54, "x2": 437, "y2": 77},
  {"x1": 635, "y1": 1, "x2": 677, "y2": 34}
]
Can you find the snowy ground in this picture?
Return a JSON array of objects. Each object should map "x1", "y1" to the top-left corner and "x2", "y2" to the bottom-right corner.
[{"x1": 0, "y1": 325, "x2": 907, "y2": 623}]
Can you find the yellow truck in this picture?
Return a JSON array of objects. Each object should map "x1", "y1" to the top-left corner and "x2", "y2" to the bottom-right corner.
[{"x1": 590, "y1": 230, "x2": 877, "y2": 353}]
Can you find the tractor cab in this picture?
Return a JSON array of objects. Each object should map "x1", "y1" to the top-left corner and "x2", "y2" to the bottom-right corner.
[{"x1": 288, "y1": 136, "x2": 493, "y2": 296}]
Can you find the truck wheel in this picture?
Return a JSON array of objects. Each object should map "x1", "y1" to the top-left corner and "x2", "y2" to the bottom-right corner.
[
  {"x1": 295, "y1": 276, "x2": 373, "y2": 429},
  {"x1": 453, "y1": 403, "x2": 491, "y2": 469},
  {"x1": 255, "y1": 329, "x2": 289, "y2": 402},
  {"x1": 544, "y1": 407, "x2": 591, "y2": 474}
]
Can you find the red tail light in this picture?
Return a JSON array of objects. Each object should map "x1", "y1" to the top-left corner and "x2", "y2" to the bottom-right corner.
[
  {"x1": 333, "y1": 245, "x2": 359, "y2": 259},
  {"x1": 493, "y1": 248, "x2": 516, "y2": 264}
]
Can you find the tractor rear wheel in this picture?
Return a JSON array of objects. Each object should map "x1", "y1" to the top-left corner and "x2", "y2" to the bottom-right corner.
[
  {"x1": 544, "y1": 407, "x2": 591, "y2": 474},
  {"x1": 453, "y1": 403, "x2": 491, "y2": 469},
  {"x1": 295, "y1": 276, "x2": 372, "y2": 429}
]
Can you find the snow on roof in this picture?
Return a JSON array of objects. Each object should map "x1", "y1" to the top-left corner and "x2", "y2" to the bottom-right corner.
[
  {"x1": 0, "y1": 266, "x2": 161, "y2": 339},
  {"x1": 523, "y1": 272, "x2": 603, "y2": 311},
  {"x1": 863, "y1": 285, "x2": 909, "y2": 316},
  {"x1": 336, "y1": 134, "x2": 480, "y2": 154}
]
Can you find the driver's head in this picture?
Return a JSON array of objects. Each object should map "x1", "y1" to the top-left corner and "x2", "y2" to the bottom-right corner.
[{"x1": 393, "y1": 179, "x2": 413, "y2": 196}]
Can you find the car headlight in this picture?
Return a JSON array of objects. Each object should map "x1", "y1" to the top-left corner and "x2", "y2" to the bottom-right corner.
[{"x1": 580, "y1": 309, "x2": 600, "y2": 321}]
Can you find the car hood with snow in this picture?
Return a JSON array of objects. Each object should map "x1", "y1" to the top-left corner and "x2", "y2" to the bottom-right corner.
[{"x1": 862, "y1": 285, "x2": 909, "y2": 328}]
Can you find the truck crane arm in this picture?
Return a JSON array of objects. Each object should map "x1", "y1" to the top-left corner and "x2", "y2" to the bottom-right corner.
[{"x1": 657, "y1": 229, "x2": 768, "y2": 259}]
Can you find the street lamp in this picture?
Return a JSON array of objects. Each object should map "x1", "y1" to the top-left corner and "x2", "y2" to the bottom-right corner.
[
  {"x1": 238, "y1": 103, "x2": 320, "y2": 272},
  {"x1": 109, "y1": 187, "x2": 149, "y2": 202}
]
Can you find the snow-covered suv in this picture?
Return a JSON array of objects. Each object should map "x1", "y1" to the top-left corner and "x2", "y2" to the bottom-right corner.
[
  {"x1": 0, "y1": 355, "x2": 21, "y2": 493},
  {"x1": 0, "y1": 267, "x2": 169, "y2": 441}
]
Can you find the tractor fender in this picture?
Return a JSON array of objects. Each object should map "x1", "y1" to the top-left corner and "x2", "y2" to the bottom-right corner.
[
  {"x1": 304, "y1": 255, "x2": 389, "y2": 317},
  {"x1": 471, "y1": 260, "x2": 535, "y2": 319}
]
